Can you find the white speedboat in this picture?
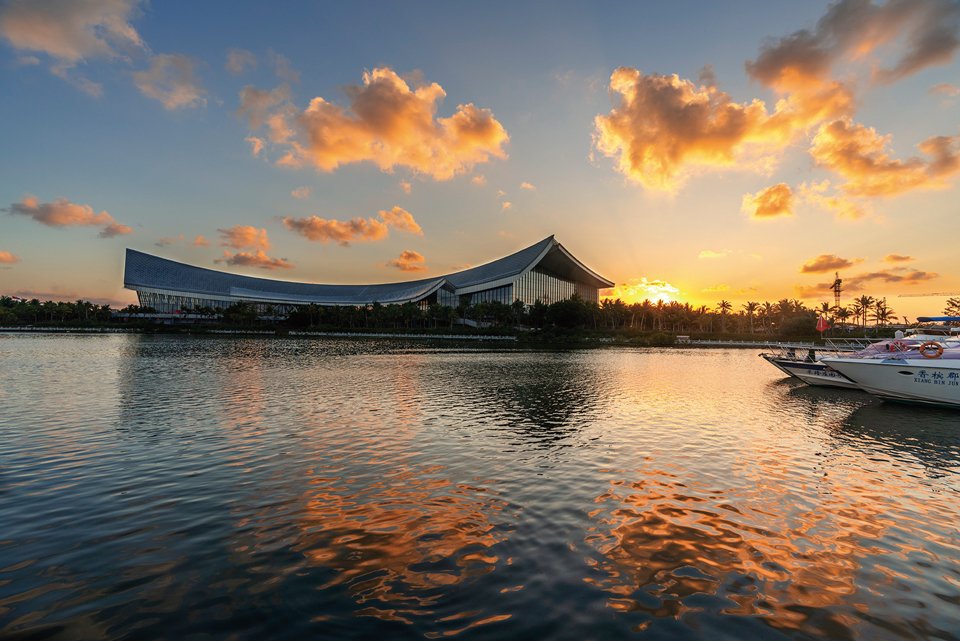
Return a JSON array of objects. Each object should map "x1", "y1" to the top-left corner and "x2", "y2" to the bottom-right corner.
[
  {"x1": 822, "y1": 343, "x2": 960, "y2": 408},
  {"x1": 760, "y1": 319, "x2": 960, "y2": 391},
  {"x1": 760, "y1": 347, "x2": 860, "y2": 389}
]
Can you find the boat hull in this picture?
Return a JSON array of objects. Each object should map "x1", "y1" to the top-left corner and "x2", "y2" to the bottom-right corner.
[
  {"x1": 773, "y1": 359, "x2": 860, "y2": 389},
  {"x1": 760, "y1": 353, "x2": 798, "y2": 378},
  {"x1": 822, "y1": 357, "x2": 960, "y2": 407}
]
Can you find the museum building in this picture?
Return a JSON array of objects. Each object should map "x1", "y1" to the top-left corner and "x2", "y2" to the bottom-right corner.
[{"x1": 123, "y1": 235, "x2": 614, "y2": 314}]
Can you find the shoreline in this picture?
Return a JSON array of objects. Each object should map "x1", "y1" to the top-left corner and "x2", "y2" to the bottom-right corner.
[{"x1": 0, "y1": 326, "x2": 822, "y2": 348}]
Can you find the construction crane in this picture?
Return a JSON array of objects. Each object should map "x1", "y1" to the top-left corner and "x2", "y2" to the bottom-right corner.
[
  {"x1": 831, "y1": 272, "x2": 842, "y2": 309},
  {"x1": 898, "y1": 292, "x2": 960, "y2": 297}
]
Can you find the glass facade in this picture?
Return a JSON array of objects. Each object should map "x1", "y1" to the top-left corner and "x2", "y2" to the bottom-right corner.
[
  {"x1": 126, "y1": 237, "x2": 611, "y2": 316},
  {"x1": 468, "y1": 284, "x2": 513, "y2": 305},
  {"x1": 514, "y1": 268, "x2": 599, "y2": 305},
  {"x1": 138, "y1": 272, "x2": 598, "y2": 313},
  {"x1": 437, "y1": 288, "x2": 459, "y2": 308},
  {"x1": 131, "y1": 246, "x2": 605, "y2": 313},
  {"x1": 137, "y1": 292, "x2": 294, "y2": 315}
]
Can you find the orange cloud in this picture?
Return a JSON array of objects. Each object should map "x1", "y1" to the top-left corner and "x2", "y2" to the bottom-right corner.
[
  {"x1": 501, "y1": 201, "x2": 512, "y2": 211},
  {"x1": 797, "y1": 180, "x2": 868, "y2": 219},
  {"x1": 930, "y1": 82, "x2": 960, "y2": 97},
  {"x1": 217, "y1": 225, "x2": 270, "y2": 250},
  {"x1": 746, "y1": 0, "x2": 960, "y2": 88},
  {"x1": 399, "y1": 180, "x2": 412, "y2": 194},
  {"x1": 284, "y1": 217, "x2": 387, "y2": 245},
  {"x1": 283, "y1": 206, "x2": 422, "y2": 246},
  {"x1": 387, "y1": 250, "x2": 426, "y2": 272},
  {"x1": 291, "y1": 186, "x2": 311, "y2": 199},
  {"x1": 520, "y1": 181, "x2": 536, "y2": 190},
  {"x1": 0, "y1": 250, "x2": 20, "y2": 264},
  {"x1": 0, "y1": 0, "x2": 144, "y2": 63},
  {"x1": 100, "y1": 221, "x2": 133, "y2": 238},
  {"x1": 817, "y1": 268, "x2": 940, "y2": 292},
  {"x1": 595, "y1": 2, "x2": 959, "y2": 194},
  {"x1": 799, "y1": 267, "x2": 939, "y2": 296},
  {"x1": 377, "y1": 206, "x2": 422, "y2": 235},
  {"x1": 215, "y1": 250, "x2": 292, "y2": 271},
  {"x1": 810, "y1": 119, "x2": 960, "y2": 196},
  {"x1": 242, "y1": 67, "x2": 509, "y2": 180},
  {"x1": 800, "y1": 254, "x2": 860, "y2": 273},
  {"x1": 742, "y1": 183, "x2": 793, "y2": 218},
  {"x1": 847, "y1": 269, "x2": 938, "y2": 289},
  {"x1": 8, "y1": 196, "x2": 132, "y2": 238},
  {"x1": 192, "y1": 235, "x2": 209, "y2": 247},
  {"x1": 884, "y1": 253, "x2": 912, "y2": 263},
  {"x1": 245, "y1": 136, "x2": 265, "y2": 157},
  {"x1": 226, "y1": 48, "x2": 256, "y2": 75},
  {"x1": 133, "y1": 53, "x2": 206, "y2": 110},
  {"x1": 471, "y1": 175, "x2": 487, "y2": 186},
  {"x1": 0, "y1": 0, "x2": 143, "y2": 95},
  {"x1": 594, "y1": 69, "x2": 782, "y2": 190}
]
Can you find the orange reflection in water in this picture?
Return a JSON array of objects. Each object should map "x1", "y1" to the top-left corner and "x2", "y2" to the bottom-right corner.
[
  {"x1": 290, "y1": 355, "x2": 512, "y2": 630},
  {"x1": 296, "y1": 466, "x2": 509, "y2": 626},
  {"x1": 585, "y1": 464, "x2": 905, "y2": 637}
]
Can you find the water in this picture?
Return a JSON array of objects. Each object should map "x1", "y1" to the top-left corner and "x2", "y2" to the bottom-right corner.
[{"x1": 0, "y1": 335, "x2": 958, "y2": 641}]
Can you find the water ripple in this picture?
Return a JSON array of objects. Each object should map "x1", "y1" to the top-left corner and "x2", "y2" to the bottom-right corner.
[{"x1": 0, "y1": 336, "x2": 958, "y2": 640}]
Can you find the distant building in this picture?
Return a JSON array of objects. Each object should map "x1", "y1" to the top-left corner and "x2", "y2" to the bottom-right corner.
[{"x1": 123, "y1": 235, "x2": 614, "y2": 314}]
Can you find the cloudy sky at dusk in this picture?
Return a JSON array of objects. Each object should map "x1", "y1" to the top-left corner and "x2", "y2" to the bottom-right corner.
[{"x1": 1, "y1": 0, "x2": 958, "y2": 318}]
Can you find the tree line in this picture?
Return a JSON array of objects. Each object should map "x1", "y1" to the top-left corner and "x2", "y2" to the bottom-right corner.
[
  {"x1": 0, "y1": 297, "x2": 116, "y2": 325},
  {"x1": 0, "y1": 292, "x2": 941, "y2": 335}
]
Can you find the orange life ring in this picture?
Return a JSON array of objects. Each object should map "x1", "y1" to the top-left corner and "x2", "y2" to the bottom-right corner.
[{"x1": 919, "y1": 341, "x2": 944, "y2": 359}]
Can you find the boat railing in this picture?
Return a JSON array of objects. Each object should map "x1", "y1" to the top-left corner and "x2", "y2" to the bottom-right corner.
[{"x1": 824, "y1": 338, "x2": 878, "y2": 351}]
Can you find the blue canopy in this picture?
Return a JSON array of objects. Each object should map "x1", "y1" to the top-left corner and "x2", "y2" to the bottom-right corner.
[{"x1": 916, "y1": 316, "x2": 960, "y2": 322}]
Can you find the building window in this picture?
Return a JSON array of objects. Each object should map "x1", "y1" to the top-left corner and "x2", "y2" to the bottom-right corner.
[{"x1": 513, "y1": 268, "x2": 597, "y2": 306}]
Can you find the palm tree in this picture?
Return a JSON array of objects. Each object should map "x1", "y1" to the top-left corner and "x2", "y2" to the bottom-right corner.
[
  {"x1": 856, "y1": 295, "x2": 875, "y2": 327},
  {"x1": 716, "y1": 300, "x2": 732, "y2": 332},
  {"x1": 761, "y1": 301, "x2": 774, "y2": 332},
  {"x1": 944, "y1": 297, "x2": 960, "y2": 317},
  {"x1": 835, "y1": 306, "x2": 852, "y2": 325},
  {"x1": 872, "y1": 298, "x2": 895, "y2": 327},
  {"x1": 851, "y1": 300, "x2": 864, "y2": 327},
  {"x1": 742, "y1": 301, "x2": 759, "y2": 334}
]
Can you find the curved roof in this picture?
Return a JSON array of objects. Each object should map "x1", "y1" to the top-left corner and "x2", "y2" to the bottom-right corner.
[{"x1": 124, "y1": 235, "x2": 613, "y2": 305}]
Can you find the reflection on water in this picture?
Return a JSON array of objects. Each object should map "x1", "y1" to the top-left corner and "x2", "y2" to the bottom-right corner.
[
  {"x1": 1, "y1": 336, "x2": 959, "y2": 640},
  {"x1": 838, "y1": 402, "x2": 960, "y2": 477},
  {"x1": 584, "y1": 471, "x2": 897, "y2": 638},
  {"x1": 297, "y1": 467, "x2": 510, "y2": 625}
]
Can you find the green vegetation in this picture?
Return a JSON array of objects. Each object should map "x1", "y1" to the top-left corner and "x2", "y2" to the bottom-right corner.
[
  {"x1": 0, "y1": 292, "x2": 925, "y2": 343},
  {"x1": 0, "y1": 297, "x2": 116, "y2": 325}
]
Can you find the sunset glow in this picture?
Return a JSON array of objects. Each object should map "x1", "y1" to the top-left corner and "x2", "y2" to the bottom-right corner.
[
  {"x1": 603, "y1": 279, "x2": 682, "y2": 305},
  {"x1": 0, "y1": 1, "x2": 958, "y2": 319}
]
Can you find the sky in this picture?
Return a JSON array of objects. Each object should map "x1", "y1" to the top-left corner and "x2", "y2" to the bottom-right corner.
[{"x1": 0, "y1": 0, "x2": 958, "y2": 320}]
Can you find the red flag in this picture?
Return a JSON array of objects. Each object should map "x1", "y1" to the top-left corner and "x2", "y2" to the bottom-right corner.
[{"x1": 816, "y1": 316, "x2": 831, "y2": 332}]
